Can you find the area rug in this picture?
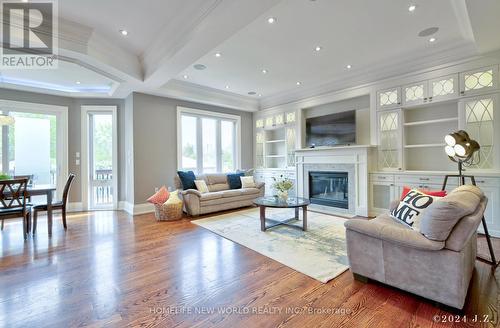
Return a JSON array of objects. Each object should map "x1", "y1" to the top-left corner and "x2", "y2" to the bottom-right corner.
[{"x1": 192, "y1": 207, "x2": 349, "y2": 283}]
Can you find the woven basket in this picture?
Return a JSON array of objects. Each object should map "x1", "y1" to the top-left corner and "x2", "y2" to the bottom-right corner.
[{"x1": 154, "y1": 201, "x2": 183, "y2": 221}]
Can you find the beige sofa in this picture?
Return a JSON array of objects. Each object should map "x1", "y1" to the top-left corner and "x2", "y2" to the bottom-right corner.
[
  {"x1": 344, "y1": 185, "x2": 487, "y2": 309},
  {"x1": 174, "y1": 173, "x2": 265, "y2": 216}
]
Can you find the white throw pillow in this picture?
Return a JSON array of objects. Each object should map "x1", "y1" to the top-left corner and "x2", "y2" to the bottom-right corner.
[
  {"x1": 390, "y1": 189, "x2": 440, "y2": 231},
  {"x1": 240, "y1": 176, "x2": 256, "y2": 188},
  {"x1": 194, "y1": 180, "x2": 209, "y2": 193}
]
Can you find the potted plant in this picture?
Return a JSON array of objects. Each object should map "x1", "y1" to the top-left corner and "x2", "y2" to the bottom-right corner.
[{"x1": 272, "y1": 175, "x2": 294, "y2": 201}]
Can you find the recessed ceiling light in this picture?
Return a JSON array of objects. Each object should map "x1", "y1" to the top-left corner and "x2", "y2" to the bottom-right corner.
[
  {"x1": 429, "y1": 37, "x2": 436, "y2": 43},
  {"x1": 193, "y1": 64, "x2": 207, "y2": 70},
  {"x1": 346, "y1": 64, "x2": 352, "y2": 69},
  {"x1": 314, "y1": 46, "x2": 322, "y2": 52},
  {"x1": 183, "y1": 75, "x2": 188, "y2": 79},
  {"x1": 215, "y1": 52, "x2": 222, "y2": 57},
  {"x1": 267, "y1": 17, "x2": 276, "y2": 24},
  {"x1": 258, "y1": 94, "x2": 262, "y2": 97},
  {"x1": 225, "y1": 85, "x2": 230, "y2": 89},
  {"x1": 296, "y1": 81, "x2": 302, "y2": 86},
  {"x1": 248, "y1": 91, "x2": 257, "y2": 95},
  {"x1": 76, "y1": 81, "x2": 81, "y2": 84},
  {"x1": 408, "y1": 4, "x2": 417, "y2": 12},
  {"x1": 262, "y1": 69, "x2": 268, "y2": 74},
  {"x1": 119, "y1": 29, "x2": 128, "y2": 36}
]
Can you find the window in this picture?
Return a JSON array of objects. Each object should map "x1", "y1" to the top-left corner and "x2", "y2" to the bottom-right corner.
[
  {"x1": 0, "y1": 100, "x2": 68, "y2": 200},
  {"x1": 177, "y1": 107, "x2": 240, "y2": 173}
]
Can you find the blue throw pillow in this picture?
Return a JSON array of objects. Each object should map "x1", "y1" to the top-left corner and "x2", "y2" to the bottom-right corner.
[
  {"x1": 177, "y1": 171, "x2": 197, "y2": 190},
  {"x1": 227, "y1": 172, "x2": 245, "y2": 189}
]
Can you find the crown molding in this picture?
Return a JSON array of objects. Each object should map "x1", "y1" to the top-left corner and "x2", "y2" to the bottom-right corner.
[
  {"x1": 259, "y1": 49, "x2": 500, "y2": 114},
  {"x1": 259, "y1": 42, "x2": 479, "y2": 110},
  {"x1": 150, "y1": 79, "x2": 259, "y2": 111}
]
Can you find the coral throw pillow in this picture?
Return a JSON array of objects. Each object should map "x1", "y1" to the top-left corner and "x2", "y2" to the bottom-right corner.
[
  {"x1": 400, "y1": 185, "x2": 447, "y2": 200},
  {"x1": 147, "y1": 186, "x2": 170, "y2": 204}
]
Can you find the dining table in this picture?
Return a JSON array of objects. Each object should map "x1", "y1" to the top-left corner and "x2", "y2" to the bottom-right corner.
[{"x1": 27, "y1": 184, "x2": 57, "y2": 235}]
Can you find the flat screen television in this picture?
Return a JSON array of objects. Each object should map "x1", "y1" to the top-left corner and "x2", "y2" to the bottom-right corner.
[{"x1": 306, "y1": 110, "x2": 356, "y2": 147}]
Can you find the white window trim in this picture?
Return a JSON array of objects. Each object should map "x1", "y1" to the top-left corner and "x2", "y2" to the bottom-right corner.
[
  {"x1": 176, "y1": 106, "x2": 241, "y2": 172},
  {"x1": 81, "y1": 106, "x2": 118, "y2": 210}
]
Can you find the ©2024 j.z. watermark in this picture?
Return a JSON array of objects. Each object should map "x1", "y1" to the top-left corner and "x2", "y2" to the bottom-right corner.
[{"x1": 1, "y1": 0, "x2": 58, "y2": 69}]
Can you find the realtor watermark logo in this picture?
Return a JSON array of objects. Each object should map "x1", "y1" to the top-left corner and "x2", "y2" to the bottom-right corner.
[{"x1": 1, "y1": 0, "x2": 58, "y2": 68}]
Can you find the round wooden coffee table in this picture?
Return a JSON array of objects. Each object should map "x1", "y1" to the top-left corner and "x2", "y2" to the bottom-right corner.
[{"x1": 253, "y1": 196, "x2": 310, "y2": 232}]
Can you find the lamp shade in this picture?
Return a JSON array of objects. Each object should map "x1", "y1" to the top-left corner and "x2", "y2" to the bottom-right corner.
[
  {"x1": 444, "y1": 130, "x2": 469, "y2": 147},
  {"x1": 445, "y1": 145, "x2": 455, "y2": 157},
  {"x1": 444, "y1": 130, "x2": 480, "y2": 162}
]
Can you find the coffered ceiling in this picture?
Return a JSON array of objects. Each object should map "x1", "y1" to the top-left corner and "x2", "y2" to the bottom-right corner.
[{"x1": 0, "y1": 0, "x2": 499, "y2": 111}]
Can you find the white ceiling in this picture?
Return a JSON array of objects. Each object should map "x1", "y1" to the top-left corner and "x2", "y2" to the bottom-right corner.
[
  {"x1": 177, "y1": 0, "x2": 474, "y2": 98},
  {"x1": 1, "y1": 0, "x2": 500, "y2": 110},
  {"x1": 0, "y1": 60, "x2": 118, "y2": 96},
  {"x1": 59, "y1": 0, "x2": 209, "y2": 56}
]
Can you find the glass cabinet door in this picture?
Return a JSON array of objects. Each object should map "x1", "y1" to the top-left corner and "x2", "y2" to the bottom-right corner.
[
  {"x1": 403, "y1": 82, "x2": 427, "y2": 106},
  {"x1": 286, "y1": 112, "x2": 296, "y2": 124},
  {"x1": 274, "y1": 113, "x2": 284, "y2": 126},
  {"x1": 377, "y1": 109, "x2": 403, "y2": 171},
  {"x1": 377, "y1": 87, "x2": 401, "y2": 110},
  {"x1": 460, "y1": 66, "x2": 498, "y2": 97},
  {"x1": 255, "y1": 131, "x2": 264, "y2": 168},
  {"x1": 428, "y1": 74, "x2": 458, "y2": 103},
  {"x1": 459, "y1": 95, "x2": 497, "y2": 169},
  {"x1": 286, "y1": 127, "x2": 296, "y2": 167},
  {"x1": 265, "y1": 116, "x2": 274, "y2": 128}
]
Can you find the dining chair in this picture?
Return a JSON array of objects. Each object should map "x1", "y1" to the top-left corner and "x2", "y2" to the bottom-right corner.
[
  {"x1": 0, "y1": 178, "x2": 31, "y2": 239},
  {"x1": 32, "y1": 173, "x2": 75, "y2": 234},
  {"x1": 13, "y1": 175, "x2": 34, "y2": 202}
]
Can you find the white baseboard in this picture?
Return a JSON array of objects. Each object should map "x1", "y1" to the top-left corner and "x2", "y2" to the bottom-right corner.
[
  {"x1": 67, "y1": 202, "x2": 83, "y2": 212},
  {"x1": 119, "y1": 201, "x2": 154, "y2": 215}
]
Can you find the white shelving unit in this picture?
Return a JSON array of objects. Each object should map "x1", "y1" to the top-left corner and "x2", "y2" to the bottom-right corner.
[{"x1": 254, "y1": 110, "x2": 298, "y2": 196}]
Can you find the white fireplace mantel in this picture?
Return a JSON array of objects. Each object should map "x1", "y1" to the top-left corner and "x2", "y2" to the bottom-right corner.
[{"x1": 295, "y1": 145, "x2": 374, "y2": 217}]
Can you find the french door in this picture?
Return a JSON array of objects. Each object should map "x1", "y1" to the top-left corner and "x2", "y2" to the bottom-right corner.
[
  {"x1": 82, "y1": 106, "x2": 117, "y2": 210},
  {"x1": 0, "y1": 100, "x2": 68, "y2": 200}
]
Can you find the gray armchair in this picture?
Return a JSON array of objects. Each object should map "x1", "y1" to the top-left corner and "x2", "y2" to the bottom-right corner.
[{"x1": 344, "y1": 185, "x2": 487, "y2": 309}]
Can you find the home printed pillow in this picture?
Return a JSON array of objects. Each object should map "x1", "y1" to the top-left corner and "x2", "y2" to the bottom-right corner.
[{"x1": 390, "y1": 189, "x2": 441, "y2": 231}]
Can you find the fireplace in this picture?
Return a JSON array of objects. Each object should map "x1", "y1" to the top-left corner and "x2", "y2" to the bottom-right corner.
[{"x1": 308, "y1": 171, "x2": 348, "y2": 209}]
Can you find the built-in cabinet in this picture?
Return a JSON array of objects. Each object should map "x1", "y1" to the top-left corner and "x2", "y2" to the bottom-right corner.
[
  {"x1": 460, "y1": 66, "x2": 498, "y2": 97},
  {"x1": 371, "y1": 65, "x2": 500, "y2": 236},
  {"x1": 253, "y1": 62, "x2": 500, "y2": 234},
  {"x1": 377, "y1": 109, "x2": 403, "y2": 171},
  {"x1": 376, "y1": 65, "x2": 500, "y2": 173},
  {"x1": 369, "y1": 172, "x2": 500, "y2": 237},
  {"x1": 254, "y1": 109, "x2": 298, "y2": 196}
]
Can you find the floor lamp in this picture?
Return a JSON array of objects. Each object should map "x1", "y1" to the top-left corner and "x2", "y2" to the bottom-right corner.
[{"x1": 443, "y1": 130, "x2": 499, "y2": 269}]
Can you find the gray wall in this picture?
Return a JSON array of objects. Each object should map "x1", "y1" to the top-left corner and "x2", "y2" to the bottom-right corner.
[
  {"x1": 303, "y1": 95, "x2": 371, "y2": 145},
  {"x1": 130, "y1": 92, "x2": 254, "y2": 204},
  {"x1": 0, "y1": 89, "x2": 253, "y2": 205},
  {"x1": 0, "y1": 88, "x2": 124, "y2": 203}
]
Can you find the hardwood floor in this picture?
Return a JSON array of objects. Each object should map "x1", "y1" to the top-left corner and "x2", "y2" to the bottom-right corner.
[{"x1": 0, "y1": 209, "x2": 498, "y2": 328}]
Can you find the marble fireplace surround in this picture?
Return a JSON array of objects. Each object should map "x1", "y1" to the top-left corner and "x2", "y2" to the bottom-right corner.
[{"x1": 295, "y1": 146, "x2": 374, "y2": 217}]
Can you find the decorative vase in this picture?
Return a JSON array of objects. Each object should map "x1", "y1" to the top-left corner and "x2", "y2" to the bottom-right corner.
[{"x1": 277, "y1": 190, "x2": 288, "y2": 201}]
